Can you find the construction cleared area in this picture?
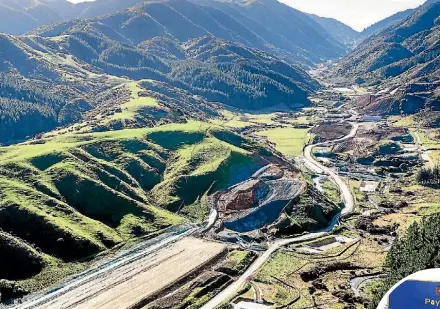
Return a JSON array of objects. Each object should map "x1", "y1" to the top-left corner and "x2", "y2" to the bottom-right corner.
[
  {"x1": 23, "y1": 238, "x2": 226, "y2": 309},
  {"x1": 6, "y1": 86, "x2": 438, "y2": 309}
]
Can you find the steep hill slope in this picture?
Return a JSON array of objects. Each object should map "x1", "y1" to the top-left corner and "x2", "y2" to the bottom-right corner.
[
  {"x1": 0, "y1": 121, "x2": 273, "y2": 290},
  {"x1": 0, "y1": 33, "x2": 126, "y2": 144},
  {"x1": 358, "y1": 9, "x2": 415, "y2": 40},
  {"x1": 0, "y1": 0, "x2": 66, "y2": 35},
  {"x1": 309, "y1": 14, "x2": 359, "y2": 47},
  {"x1": 335, "y1": 2, "x2": 440, "y2": 115},
  {"x1": 359, "y1": 0, "x2": 440, "y2": 40},
  {"x1": 0, "y1": 0, "x2": 142, "y2": 35},
  {"x1": 20, "y1": 0, "x2": 348, "y2": 66},
  {"x1": 0, "y1": 20, "x2": 319, "y2": 144},
  {"x1": 191, "y1": 0, "x2": 348, "y2": 65}
]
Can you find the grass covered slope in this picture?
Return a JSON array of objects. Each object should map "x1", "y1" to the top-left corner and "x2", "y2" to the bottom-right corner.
[
  {"x1": 0, "y1": 232, "x2": 45, "y2": 280},
  {"x1": 256, "y1": 127, "x2": 310, "y2": 156},
  {"x1": 0, "y1": 121, "x2": 270, "y2": 286},
  {"x1": 0, "y1": 26, "x2": 319, "y2": 144}
]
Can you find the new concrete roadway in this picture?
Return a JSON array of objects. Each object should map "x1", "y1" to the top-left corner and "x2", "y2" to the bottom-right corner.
[
  {"x1": 200, "y1": 123, "x2": 359, "y2": 309},
  {"x1": 15, "y1": 225, "x2": 200, "y2": 309}
]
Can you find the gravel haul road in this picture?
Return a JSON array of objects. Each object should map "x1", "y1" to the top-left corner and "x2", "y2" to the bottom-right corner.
[
  {"x1": 304, "y1": 123, "x2": 359, "y2": 216},
  {"x1": 200, "y1": 123, "x2": 359, "y2": 309},
  {"x1": 17, "y1": 123, "x2": 360, "y2": 309}
]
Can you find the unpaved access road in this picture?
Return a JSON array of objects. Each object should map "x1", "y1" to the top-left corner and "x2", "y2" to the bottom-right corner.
[
  {"x1": 350, "y1": 274, "x2": 384, "y2": 297},
  {"x1": 304, "y1": 122, "x2": 359, "y2": 216},
  {"x1": 414, "y1": 131, "x2": 435, "y2": 168},
  {"x1": 201, "y1": 123, "x2": 359, "y2": 309},
  {"x1": 21, "y1": 237, "x2": 226, "y2": 309}
]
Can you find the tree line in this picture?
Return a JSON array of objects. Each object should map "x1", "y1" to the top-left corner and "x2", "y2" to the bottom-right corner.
[
  {"x1": 371, "y1": 213, "x2": 440, "y2": 308},
  {"x1": 417, "y1": 165, "x2": 440, "y2": 186}
]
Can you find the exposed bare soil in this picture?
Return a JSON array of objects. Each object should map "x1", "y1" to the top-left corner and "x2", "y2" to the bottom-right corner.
[
  {"x1": 333, "y1": 124, "x2": 408, "y2": 158},
  {"x1": 311, "y1": 121, "x2": 353, "y2": 142},
  {"x1": 36, "y1": 237, "x2": 226, "y2": 309}
]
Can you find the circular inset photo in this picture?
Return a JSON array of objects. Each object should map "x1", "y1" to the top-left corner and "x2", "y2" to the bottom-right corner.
[{"x1": 378, "y1": 269, "x2": 440, "y2": 309}]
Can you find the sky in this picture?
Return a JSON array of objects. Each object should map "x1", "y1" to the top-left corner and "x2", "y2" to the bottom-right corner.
[
  {"x1": 278, "y1": 0, "x2": 426, "y2": 31},
  {"x1": 67, "y1": 0, "x2": 427, "y2": 32}
]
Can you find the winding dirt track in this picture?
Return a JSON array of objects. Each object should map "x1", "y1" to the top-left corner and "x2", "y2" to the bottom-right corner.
[
  {"x1": 304, "y1": 123, "x2": 358, "y2": 216},
  {"x1": 200, "y1": 123, "x2": 359, "y2": 309}
]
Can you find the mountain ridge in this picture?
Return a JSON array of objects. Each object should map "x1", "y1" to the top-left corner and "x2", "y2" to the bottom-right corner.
[
  {"x1": 358, "y1": 0, "x2": 440, "y2": 40},
  {"x1": 0, "y1": 5, "x2": 320, "y2": 144},
  {"x1": 336, "y1": 1, "x2": 440, "y2": 116},
  {"x1": 308, "y1": 14, "x2": 359, "y2": 48},
  {"x1": 0, "y1": 0, "x2": 351, "y2": 67}
]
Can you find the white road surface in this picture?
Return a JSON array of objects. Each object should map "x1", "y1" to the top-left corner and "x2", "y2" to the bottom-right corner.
[
  {"x1": 304, "y1": 123, "x2": 358, "y2": 216},
  {"x1": 414, "y1": 131, "x2": 435, "y2": 168},
  {"x1": 15, "y1": 226, "x2": 199, "y2": 309},
  {"x1": 201, "y1": 123, "x2": 359, "y2": 309}
]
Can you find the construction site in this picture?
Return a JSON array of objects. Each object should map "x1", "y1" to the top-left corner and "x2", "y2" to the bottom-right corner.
[{"x1": 7, "y1": 85, "x2": 437, "y2": 309}]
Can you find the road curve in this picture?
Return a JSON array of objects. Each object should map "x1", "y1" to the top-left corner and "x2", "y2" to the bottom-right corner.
[
  {"x1": 200, "y1": 123, "x2": 359, "y2": 309},
  {"x1": 304, "y1": 123, "x2": 359, "y2": 216},
  {"x1": 350, "y1": 274, "x2": 384, "y2": 297}
]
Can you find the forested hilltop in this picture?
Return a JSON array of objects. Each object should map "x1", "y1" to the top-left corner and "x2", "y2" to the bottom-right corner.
[
  {"x1": 0, "y1": 0, "x2": 350, "y2": 65},
  {"x1": 0, "y1": 18, "x2": 321, "y2": 144},
  {"x1": 335, "y1": 2, "x2": 440, "y2": 116}
]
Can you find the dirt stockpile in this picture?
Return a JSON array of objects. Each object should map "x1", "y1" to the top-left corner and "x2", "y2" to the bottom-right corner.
[
  {"x1": 215, "y1": 165, "x2": 304, "y2": 233},
  {"x1": 223, "y1": 178, "x2": 303, "y2": 233},
  {"x1": 333, "y1": 125, "x2": 409, "y2": 159},
  {"x1": 311, "y1": 122, "x2": 353, "y2": 142},
  {"x1": 219, "y1": 179, "x2": 269, "y2": 214}
]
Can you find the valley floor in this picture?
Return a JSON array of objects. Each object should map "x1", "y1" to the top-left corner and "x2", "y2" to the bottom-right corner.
[{"x1": 3, "y1": 84, "x2": 440, "y2": 309}]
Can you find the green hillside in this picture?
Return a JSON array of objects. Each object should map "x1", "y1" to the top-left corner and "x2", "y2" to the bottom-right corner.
[
  {"x1": 0, "y1": 25, "x2": 319, "y2": 145},
  {"x1": 0, "y1": 120, "x2": 269, "y2": 289}
]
